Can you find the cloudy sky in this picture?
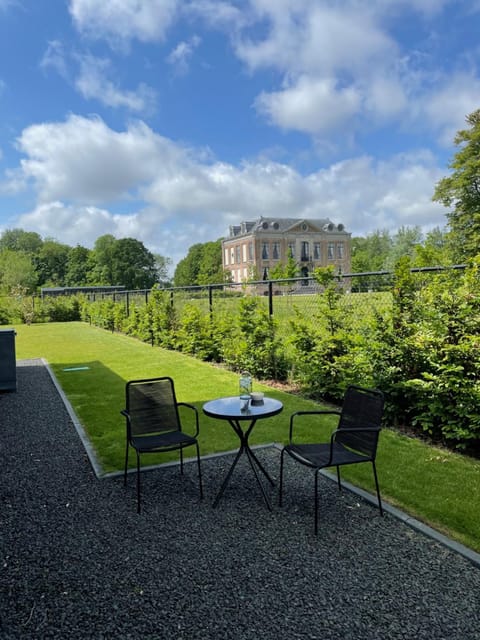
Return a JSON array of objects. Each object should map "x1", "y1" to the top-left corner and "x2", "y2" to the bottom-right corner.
[{"x1": 0, "y1": 0, "x2": 479, "y2": 268}]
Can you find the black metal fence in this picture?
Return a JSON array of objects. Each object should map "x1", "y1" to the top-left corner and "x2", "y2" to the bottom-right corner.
[{"x1": 80, "y1": 265, "x2": 466, "y2": 337}]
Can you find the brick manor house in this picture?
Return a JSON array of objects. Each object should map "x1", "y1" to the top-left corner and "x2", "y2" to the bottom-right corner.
[{"x1": 222, "y1": 217, "x2": 351, "y2": 283}]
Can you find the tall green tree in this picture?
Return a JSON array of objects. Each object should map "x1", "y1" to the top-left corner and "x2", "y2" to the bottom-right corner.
[
  {"x1": 0, "y1": 249, "x2": 37, "y2": 292},
  {"x1": 154, "y1": 254, "x2": 173, "y2": 287},
  {"x1": 433, "y1": 109, "x2": 480, "y2": 261},
  {"x1": 65, "y1": 245, "x2": 92, "y2": 286},
  {"x1": 383, "y1": 226, "x2": 423, "y2": 271},
  {"x1": 34, "y1": 239, "x2": 70, "y2": 286},
  {"x1": 88, "y1": 234, "x2": 117, "y2": 284},
  {"x1": 351, "y1": 230, "x2": 392, "y2": 273},
  {"x1": 413, "y1": 226, "x2": 452, "y2": 267},
  {"x1": 196, "y1": 240, "x2": 225, "y2": 285},
  {"x1": 110, "y1": 238, "x2": 158, "y2": 290},
  {"x1": 0, "y1": 229, "x2": 43, "y2": 254},
  {"x1": 174, "y1": 243, "x2": 205, "y2": 286}
]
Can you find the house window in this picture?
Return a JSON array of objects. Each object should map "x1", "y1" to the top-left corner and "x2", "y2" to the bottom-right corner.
[
  {"x1": 230, "y1": 248, "x2": 235, "y2": 264},
  {"x1": 235, "y1": 245, "x2": 241, "y2": 264},
  {"x1": 248, "y1": 242, "x2": 253, "y2": 260},
  {"x1": 288, "y1": 242, "x2": 295, "y2": 258},
  {"x1": 224, "y1": 248, "x2": 229, "y2": 266},
  {"x1": 336, "y1": 243, "x2": 344, "y2": 259},
  {"x1": 262, "y1": 242, "x2": 269, "y2": 260},
  {"x1": 301, "y1": 241, "x2": 309, "y2": 261},
  {"x1": 313, "y1": 243, "x2": 321, "y2": 260},
  {"x1": 272, "y1": 242, "x2": 280, "y2": 260},
  {"x1": 328, "y1": 243, "x2": 334, "y2": 260},
  {"x1": 242, "y1": 244, "x2": 247, "y2": 262}
]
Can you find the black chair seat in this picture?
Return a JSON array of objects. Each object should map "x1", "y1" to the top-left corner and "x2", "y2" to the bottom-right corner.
[
  {"x1": 132, "y1": 431, "x2": 197, "y2": 453},
  {"x1": 286, "y1": 442, "x2": 372, "y2": 468}
]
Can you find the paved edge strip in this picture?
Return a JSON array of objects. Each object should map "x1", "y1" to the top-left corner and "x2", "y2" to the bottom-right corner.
[{"x1": 38, "y1": 360, "x2": 480, "y2": 570}]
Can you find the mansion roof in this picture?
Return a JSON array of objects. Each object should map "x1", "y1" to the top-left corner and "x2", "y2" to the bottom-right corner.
[{"x1": 227, "y1": 217, "x2": 348, "y2": 239}]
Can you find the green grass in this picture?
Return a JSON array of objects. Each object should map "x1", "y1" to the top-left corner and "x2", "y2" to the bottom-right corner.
[{"x1": 11, "y1": 320, "x2": 480, "y2": 554}]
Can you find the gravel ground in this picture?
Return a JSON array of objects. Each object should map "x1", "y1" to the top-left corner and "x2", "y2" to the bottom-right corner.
[{"x1": 1, "y1": 359, "x2": 479, "y2": 640}]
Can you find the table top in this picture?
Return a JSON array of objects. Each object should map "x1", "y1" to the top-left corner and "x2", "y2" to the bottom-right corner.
[{"x1": 203, "y1": 396, "x2": 283, "y2": 421}]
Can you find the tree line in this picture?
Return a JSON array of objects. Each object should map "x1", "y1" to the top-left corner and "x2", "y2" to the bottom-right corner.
[{"x1": 0, "y1": 232, "x2": 172, "y2": 293}]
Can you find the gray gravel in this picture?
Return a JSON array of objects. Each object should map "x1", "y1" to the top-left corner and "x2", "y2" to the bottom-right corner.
[{"x1": 1, "y1": 359, "x2": 479, "y2": 639}]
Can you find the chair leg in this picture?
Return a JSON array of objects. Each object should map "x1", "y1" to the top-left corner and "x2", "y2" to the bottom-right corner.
[
  {"x1": 124, "y1": 440, "x2": 129, "y2": 486},
  {"x1": 336, "y1": 465, "x2": 342, "y2": 491},
  {"x1": 136, "y1": 452, "x2": 141, "y2": 514},
  {"x1": 372, "y1": 461, "x2": 383, "y2": 516},
  {"x1": 279, "y1": 448, "x2": 286, "y2": 506},
  {"x1": 196, "y1": 443, "x2": 204, "y2": 500},
  {"x1": 180, "y1": 447, "x2": 184, "y2": 475},
  {"x1": 314, "y1": 469, "x2": 320, "y2": 535}
]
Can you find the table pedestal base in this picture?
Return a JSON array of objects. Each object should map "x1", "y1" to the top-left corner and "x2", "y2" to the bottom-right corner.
[{"x1": 212, "y1": 418, "x2": 275, "y2": 510}]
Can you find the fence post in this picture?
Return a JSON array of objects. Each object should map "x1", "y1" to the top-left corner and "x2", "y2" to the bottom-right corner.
[
  {"x1": 209, "y1": 285, "x2": 213, "y2": 315},
  {"x1": 268, "y1": 280, "x2": 273, "y2": 316},
  {"x1": 126, "y1": 292, "x2": 130, "y2": 317}
]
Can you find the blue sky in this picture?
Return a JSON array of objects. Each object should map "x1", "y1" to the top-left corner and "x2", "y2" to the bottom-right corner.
[{"x1": 1, "y1": 0, "x2": 480, "y2": 268}]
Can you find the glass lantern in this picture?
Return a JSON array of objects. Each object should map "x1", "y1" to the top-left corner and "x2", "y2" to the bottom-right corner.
[{"x1": 239, "y1": 371, "x2": 252, "y2": 397}]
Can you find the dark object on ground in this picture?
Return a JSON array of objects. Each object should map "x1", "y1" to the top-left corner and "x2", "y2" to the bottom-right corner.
[
  {"x1": 280, "y1": 385, "x2": 384, "y2": 534},
  {"x1": 122, "y1": 376, "x2": 203, "y2": 513}
]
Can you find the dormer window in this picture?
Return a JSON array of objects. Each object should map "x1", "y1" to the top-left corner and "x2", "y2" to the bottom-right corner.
[{"x1": 302, "y1": 223, "x2": 307, "y2": 231}]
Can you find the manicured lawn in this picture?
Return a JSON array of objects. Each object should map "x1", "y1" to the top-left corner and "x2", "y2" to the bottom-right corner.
[{"x1": 11, "y1": 321, "x2": 480, "y2": 553}]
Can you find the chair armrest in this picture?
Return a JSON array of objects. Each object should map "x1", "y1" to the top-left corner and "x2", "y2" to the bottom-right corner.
[
  {"x1": 177, "y1": 402, "x2": 200, "y2": 438},
  {"x1": 289, "y1": 410, "x2": 341, "y2": 443}
]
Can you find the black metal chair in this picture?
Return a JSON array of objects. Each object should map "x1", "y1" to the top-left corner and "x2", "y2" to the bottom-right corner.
[
  {"x1": 279, "y1": 385, "x2": 384, "y2": 534},
  {"x1": 122, "y1": 377, "x2": 203, "y2": 513}
]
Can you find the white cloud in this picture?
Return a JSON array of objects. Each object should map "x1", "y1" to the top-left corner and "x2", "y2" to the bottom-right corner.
[
  {"x1": 186, "y1": 0, "x2": 247, "y2": 29},
  {"x1": 166, "y1": 35, "x2": 201, "y2": 75},
  {"x1": 422, "y1": 72, "x2": 480, "y2": 146},
  {"x1": 8, "y1": 115, "x2": 448, "y2": 267},
  {"x1": 69, "y1": 0, "x2": 179, "y2": 46},
  {"x1": 237, "y1": 3, "x2": 397, "y2": 76},
  {"x1": 14, "y1": 115, "x2": 174, "y2": 203},
  {"x1": 40, "y1": 40, "x2": 69, "y2": 78},
  {"x1": 256, "y1": 76, "x2": 361, "y2": 135},
  {"x1": 218, "y1": 1, "x2": 476, "y2": 147},
  {"x1": 234, "y1": 2, "x2": 410, "y2": 139},
  {"x1": 75, "y1": 54, "x2": 156, "y2": 112},
  {"x1": 17, "y1": 201, "x2": 125, "y2": 244}
]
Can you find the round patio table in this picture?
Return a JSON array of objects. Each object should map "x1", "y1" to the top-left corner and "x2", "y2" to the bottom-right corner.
[{"x1": 203, "y1": 396, "x2": 283, "y2": 510}]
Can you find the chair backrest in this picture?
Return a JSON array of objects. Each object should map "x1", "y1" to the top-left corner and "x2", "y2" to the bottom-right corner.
[
  {"x1": 125, "y1": 377, "x2": 181, "y2": 437},
  {"x1": 337, "y1": 385, "x2": 384, "y2": 457}
]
